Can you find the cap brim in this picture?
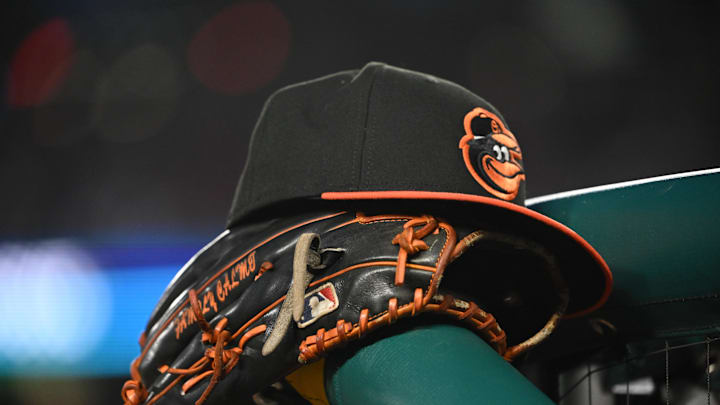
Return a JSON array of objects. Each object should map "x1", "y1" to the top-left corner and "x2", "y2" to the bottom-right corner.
[{"x1": 322, "y1": 190, "x2": 613, "y2": 318}]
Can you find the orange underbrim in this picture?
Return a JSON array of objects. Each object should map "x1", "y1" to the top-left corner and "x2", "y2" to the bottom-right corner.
[{"x1": 321, "y1": 190, "x2": 613, "y2": 319}]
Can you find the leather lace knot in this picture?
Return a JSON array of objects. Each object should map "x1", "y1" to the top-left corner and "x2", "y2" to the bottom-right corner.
[
  {"x1": 121, "y1": 378, "x2": 147, "y2": 405},
  {"x1": 158, "y1": 289, "x2": 266, "y2": 405},
  {"x1": 121, "y1": 357, "x2": 148, "y2": 405},
  {"x1": 391, "y1": 216, "x2": 438, "y2": 285}
]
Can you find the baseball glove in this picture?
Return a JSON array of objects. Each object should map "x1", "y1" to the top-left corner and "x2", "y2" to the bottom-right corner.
[{"x1": 121, "y1": 209, "x2": 568, "y2": 405}]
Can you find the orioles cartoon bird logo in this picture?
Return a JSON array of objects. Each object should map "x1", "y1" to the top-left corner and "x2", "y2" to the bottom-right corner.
[{"x1": 458, "y1": 108, "x2": 525, "y2": 201}]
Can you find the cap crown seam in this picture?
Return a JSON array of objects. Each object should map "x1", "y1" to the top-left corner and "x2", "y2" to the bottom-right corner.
[{"x1": 357, "y1": 65, "x2": 381, "y2": 189}]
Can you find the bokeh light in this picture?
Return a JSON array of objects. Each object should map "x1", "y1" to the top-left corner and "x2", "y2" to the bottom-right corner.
[
  {"x1": 187, "y1": 2, "x2": 291, "y2": 94},
  {"x1": 467, "y1": 26, "x2": 566, "y2": 121},
  {"x1": 31, "y1": 50, "x2": 102, "y2": 146},
  {"x1": 0, "y1": 240, "x2": 111, "y2": 369},
  {"x1": 528, "y1": 2, "x2": 636, "y2": 73},
  {"x1": 7, "y1": 18, "x2": 75, "y2": 107},
  {"x1": 93, "y1": 44, "x2": 180, "y2": 143}
]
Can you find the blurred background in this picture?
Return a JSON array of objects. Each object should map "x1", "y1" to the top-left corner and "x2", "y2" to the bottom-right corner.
[{"x1": 0, "y1": 1, "x2": 718, "y2": 403}]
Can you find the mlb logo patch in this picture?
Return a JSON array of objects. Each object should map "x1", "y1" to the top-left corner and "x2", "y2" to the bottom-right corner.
[{"x1": 298, "y1": 282, "x2": 339, "y2": 328}]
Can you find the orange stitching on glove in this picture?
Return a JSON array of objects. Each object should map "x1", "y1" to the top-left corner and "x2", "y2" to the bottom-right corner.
[
  {"x1": 422, "y1": 221, "x2": 456, "y2": 307},
  {"x1": 297, "y1": 294, "x2": 509, "y2": 363},
  {"x1": 190, "y1": 289, "x2": 212, "y2": 335},
  {"x1": 391, "y1": 216, "x2": 437, "y2": 285},
  {"x1": 297, "y1": 215, "x2": 463, "y2": 364},
  {"x1": 121, "y1": 378, "x2": 147, "y2": 405},
  {"x1": 458, "y1": 301, "x2": 478, "y2": 321},
  {"x1": 254, "y1": 261, "x2": 274, "y2": 281},
  {"x1": 155, "y1": 289, "x2": 267, "y2": 405},
  {"x1": 127, "y1": 212, "x2": 442, "y2": 405},
  {"x1": 159, "y1": 358, "x2": 209, "y2": 375},
  {"x1": 135, "y1": 212, "x2": 348, "y2": 370},
  {"x1": 336, "y1": 320, "x2": 345, "y2": 342},
  {"x1": 183, "y1": 370, "x2": 213, "y2": 394},
  {"x1": 358, "y1": 309, "x2": 369, "y2": 336},
  {"x1": 315, "y1": 329, "x2": 326, "y2": 356},
  {"x1": 388, "y1": 298, "x2": 398, "y2": 324},
  {"x1": 427, "y1": 295, "x2": 507, "y2": 354},
  {"x1": 438, "y1": 294, "x2": 453, "y2": 311},
  {"x1": 121, "y1": 358, "x2": 147, "y2": 405},
  {"x1": 336, "y1": 320, "x2": 350, "y2": 344},
  {"x1": 412, "y1": 288, "x2": 423, "y2": 316}
]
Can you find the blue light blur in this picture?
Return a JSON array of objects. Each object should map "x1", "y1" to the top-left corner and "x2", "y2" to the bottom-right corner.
[
  {"x1": 0, "y1": 239, "x2": 200, "y2": 377},
  {"x1": 82, "y1": 265, "x2": 179, "y2": 376}
]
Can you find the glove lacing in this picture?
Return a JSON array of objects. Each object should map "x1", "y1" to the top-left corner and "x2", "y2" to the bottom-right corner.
[
  {"x1": 157, "y1": 289, "x2": 266, "y2": 405},
  {"x1": 297, "y1": 214, "x2": 568, "y2": 363},
  {"x1": 391, "y1": 215, "x2": 437, "y2": 286},
  {"x1": 122, "y1": 214, "x2": 568, "y2": 404}
]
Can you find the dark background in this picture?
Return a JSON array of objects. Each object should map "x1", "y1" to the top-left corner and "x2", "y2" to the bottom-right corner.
[
  {"x1": 0, "y1": 1, "x2": 718, "y2": 404},
  {"x1": 2, "y1": 0, "x2": 718, "y2": 238}
]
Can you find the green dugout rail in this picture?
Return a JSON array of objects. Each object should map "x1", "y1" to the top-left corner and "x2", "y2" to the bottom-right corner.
[
  {"x1": 326, "y1": 325, "x2": 555, "y2": 405},
  {"x1": 530, "y1": 167, "x2": 720, "y2": 357}
]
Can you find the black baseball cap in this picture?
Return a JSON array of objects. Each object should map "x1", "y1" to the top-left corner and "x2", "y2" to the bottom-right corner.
[{"x1": 228, "y1": 62, "x2": 612, "y2": 317}]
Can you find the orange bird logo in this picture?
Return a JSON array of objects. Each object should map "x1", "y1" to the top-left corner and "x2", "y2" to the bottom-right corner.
[{"x1": 458, "y1": 108, "x2": 525, "y2": 201}]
